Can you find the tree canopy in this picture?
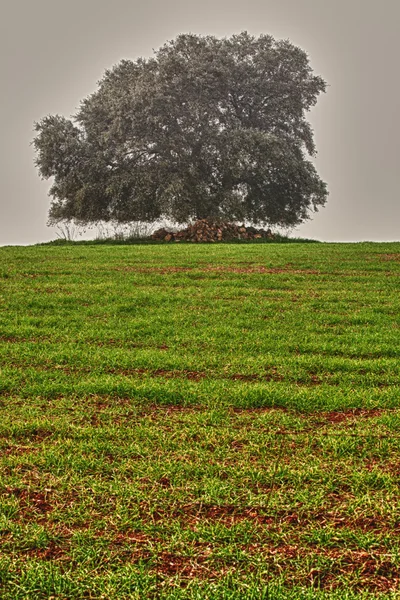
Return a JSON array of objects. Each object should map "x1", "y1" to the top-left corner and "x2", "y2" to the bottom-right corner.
[{"x1": 33, "y1": 32, "x2": 328, "y2": 227}]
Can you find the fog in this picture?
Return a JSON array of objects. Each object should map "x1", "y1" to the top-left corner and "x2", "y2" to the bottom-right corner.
[{"x1": 1, "y1": 0, "x2": 399, "y2": 244}]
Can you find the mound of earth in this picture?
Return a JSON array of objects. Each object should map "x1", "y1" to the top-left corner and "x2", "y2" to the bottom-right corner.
[{"x1": 151, "y1": 220, "x2": 274, "y2": 243}]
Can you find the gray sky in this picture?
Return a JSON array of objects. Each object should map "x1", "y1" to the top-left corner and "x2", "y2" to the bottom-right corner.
[{"x1": 1, "y1": 0, "x2": 399, "y2": 244}]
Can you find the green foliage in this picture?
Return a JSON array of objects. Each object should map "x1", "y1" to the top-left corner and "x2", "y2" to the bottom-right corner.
[{"x1": 33, "y1": 32, "x2": 328, "y2": 228}]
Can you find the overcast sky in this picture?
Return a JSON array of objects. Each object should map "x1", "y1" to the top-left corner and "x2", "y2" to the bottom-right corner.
[{"x1": 1, "y1": 0, "x2": 399, "y2": 244}]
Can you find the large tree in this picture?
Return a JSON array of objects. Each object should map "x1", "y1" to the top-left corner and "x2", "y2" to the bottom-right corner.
[{"x1": 34, "y1": 32, "x2": 328, "y2": 227}]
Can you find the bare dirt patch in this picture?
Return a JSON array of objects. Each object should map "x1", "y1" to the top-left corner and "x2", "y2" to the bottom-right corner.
[
  {"x1": 2, "y1": 444, "x2": 37, "y2": 456},
  {"x1": 378, "y1": 254, "x2": 400, "y2": 262},
  {"x1": 0, "y1": 335, "x2": 50, "y2": 344},
  {"x1": 115, "y1": 266, "x2": 193, "y2": 274},
  {"x1": 113, "y1": 264, "x2": 321, "y2": 276},
  {"x1": 155, "y1": 549, "x2": 223, "y2": 579},
  {"x1": 23, "y1": 540, "x2": 67, "y2": 561},
  {"x1": 207, "y1": 265, "x2": 321, "y2": 275},
  {"x1": 304, "y1": 548, "x2": 399, "y2": 592},
  {"x1": 7, "y1": 488, "x2": 53, "y2": 519},
  {"x1": 134, "y1": 368, "x2": 207, "y2": 381},
  {"x1": 112, "y1": 531, "x2": 150, "y2": 545},
  {"x1": 314, "y1": 408, "x2": 385, "y2": 425},
  {"x1": 10, "y1": 427, "x2": 54, "y2": 441},
  {"x1": 150, "y1": 503, "x2": 275, "y2": 528},
  {"x1": 105, "y1": 367, "x2": 283, "y2": 382},
  {"x1": 151, "y1": 543, "x2": 399, "y2": 592}
]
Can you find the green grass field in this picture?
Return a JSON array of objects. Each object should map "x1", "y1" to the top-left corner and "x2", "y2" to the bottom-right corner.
[{"x1": 0, "y1": 240, "x2": 399, "y2": 598}]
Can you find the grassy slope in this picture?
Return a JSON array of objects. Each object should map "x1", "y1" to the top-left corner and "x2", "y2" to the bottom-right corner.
[{"x1": 0, "y1": 241, "x2": 399, "y2": 598}]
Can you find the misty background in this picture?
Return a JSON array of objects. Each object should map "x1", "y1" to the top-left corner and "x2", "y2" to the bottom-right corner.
[{"x1": 1, "y1": 0, "x2": 399, "y2": 245}]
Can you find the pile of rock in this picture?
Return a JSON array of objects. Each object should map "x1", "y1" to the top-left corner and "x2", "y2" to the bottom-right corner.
[{"x1": 151, "y1": 220, "x2": 273, "y2": 243}]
